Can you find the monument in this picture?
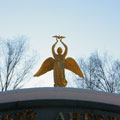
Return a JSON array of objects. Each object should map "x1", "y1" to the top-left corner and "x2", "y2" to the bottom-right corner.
[
  {"x1": 0, "y1": 36, "x2": 120, "y2": 120},
  {"x1": 34, "y1": 35, "x2": 84, "y2": 87}
]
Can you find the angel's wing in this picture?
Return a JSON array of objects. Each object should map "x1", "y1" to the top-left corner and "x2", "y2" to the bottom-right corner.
[
  {"x1": 34, "y1": 57, "x2": 55, "y2": 77},
  {"x1": 64, "y1": 57, "x2": 84, "y2": 78}
]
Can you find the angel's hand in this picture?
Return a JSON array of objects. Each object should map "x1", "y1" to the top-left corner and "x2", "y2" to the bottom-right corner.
[{"x1": 54, "y1": 39, "x2": 58, "y2": 46}]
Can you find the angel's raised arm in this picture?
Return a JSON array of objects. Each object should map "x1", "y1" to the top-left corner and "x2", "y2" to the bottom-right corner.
[
  {"x1": 60, "y1": 39, "x2": 68, "y2": 57},
  {"x1": 52, "y1": 39, "x2": 58, "y2": 58}
]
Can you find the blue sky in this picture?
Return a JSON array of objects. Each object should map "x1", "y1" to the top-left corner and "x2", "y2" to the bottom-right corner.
[{"x1": 0, "y1": 0, "x2": 120, "y2": 87}]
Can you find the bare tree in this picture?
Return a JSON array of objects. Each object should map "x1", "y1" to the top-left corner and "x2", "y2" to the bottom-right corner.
[
  {"x1": 0, "y1": 36, "x2": 36, "y2": 91},
  {"x1": 74, "y1": 52, "x2": 120, "y2": 93}
]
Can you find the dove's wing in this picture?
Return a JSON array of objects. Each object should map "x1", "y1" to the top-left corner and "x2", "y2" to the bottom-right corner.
[
  {"x1": 64, "y1": 57, "x2": 84, "y2": 78},
  {"x1": 34, "y1": 57, "x2": 55, "y2": 77}
]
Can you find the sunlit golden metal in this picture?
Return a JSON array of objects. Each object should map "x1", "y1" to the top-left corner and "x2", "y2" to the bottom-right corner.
[
  {"x1": 52, "y1": 35, "x2": 66, "y2": 40},
  {"x1": 34, "y1": 36, "x2": 84, "y2": 87}
]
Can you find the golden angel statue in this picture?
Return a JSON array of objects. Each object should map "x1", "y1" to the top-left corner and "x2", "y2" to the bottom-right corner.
[{"x1": 34, "y1": 36, "x2": 84, "y2": 87}]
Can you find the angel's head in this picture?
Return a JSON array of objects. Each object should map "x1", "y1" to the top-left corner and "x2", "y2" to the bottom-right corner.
[{"x1": 57, "y1": 47, "x2": 62, "y2": 55}]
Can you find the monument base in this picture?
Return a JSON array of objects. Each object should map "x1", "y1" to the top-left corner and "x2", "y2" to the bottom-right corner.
[{"x1": 0, "y1": 87, "x2": 120, "y2": 120}]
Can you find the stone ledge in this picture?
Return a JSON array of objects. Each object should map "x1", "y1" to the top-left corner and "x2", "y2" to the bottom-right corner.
[{"x1": 0, "y1": 87, "x2": 120, "y2": 106}]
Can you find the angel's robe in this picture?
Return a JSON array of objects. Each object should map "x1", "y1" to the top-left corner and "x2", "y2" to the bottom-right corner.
[{"x1": 54, "y1": 55, "x2": 67, "y2": 87}]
